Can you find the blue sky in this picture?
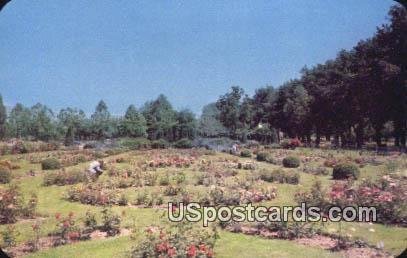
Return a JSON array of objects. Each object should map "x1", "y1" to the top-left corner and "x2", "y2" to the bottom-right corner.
[{"x1": 0, "y1": 0, "x2": 397, "y2": 115}]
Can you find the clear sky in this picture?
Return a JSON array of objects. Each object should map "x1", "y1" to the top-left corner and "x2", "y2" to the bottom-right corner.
[{"x1": 0, "y1": 0, "x2": 397, "y2": 115}]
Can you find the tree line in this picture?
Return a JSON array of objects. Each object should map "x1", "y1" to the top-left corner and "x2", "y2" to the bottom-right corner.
[
  {"x1": 0, "y1": 94, "x2": 197, "y2": 144},
  {"x1": 212, "y1": 5, "x2": 406, "y2": 148},
  {"x1": 0, "y1": 5, "x2": 405, "y2": 149}
]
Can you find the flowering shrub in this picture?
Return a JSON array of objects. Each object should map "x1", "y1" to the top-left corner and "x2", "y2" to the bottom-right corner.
[
  {"x1": 43, "y1": 169, "x2": 86, "y2": 186},
  {"x1": 52, "y1": 212, "x2": 81, "y2": 246},
  {"x1": 148, "y1": 155, "x2": 195, "y2": 168},
  {"x1": 65, "y1": 183, "x2": 126, "y2": 206},
  {"x1": 130, "y1": 221, "x2": 217, "y2": 258},
  {"x1": 280, "y1": 138, "x2": 301, "y2": 149},
  {"x1": 101, "y1": 208, "x2": 121, "y2": 236},
  {"x1": 0, "y1": 184, "x2": 32, "y2": 223},
  {"x1": 295, "y1": 176, "x2": 407, "y2": 225},
  {"x1": 1, "y1": 225, "x2": 19, "y2": 248},
  {"x1": 27, "y1": 150, "x2": 105, "y2": 167},
  {"x1": 237, "y1": 162, "x2": 256, "y2": 170}
]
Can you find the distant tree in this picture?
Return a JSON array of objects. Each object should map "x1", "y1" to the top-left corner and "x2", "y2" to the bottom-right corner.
[
  {"x1": 198, "y1": 103, "x2": 227, "y2": 137},
  {"x1": 142, "y1": 94, "x2": 177, "y2": 141},
  {"x1": 57, "y1": 107, "x2": 86, "y2": 145},
  {"x1": 0, "y1": 94, "x2": 6, "y2": 139},
  {"x1": 216, "y1": 86, "x2": 244, "y2": 138},
  {"x1": 175, "y1": 109, "x2": 197, "y2": 140},
  {"x1": 30, "y1": 103, "x2": 56, "y2": 141},
  {"x1": 272, "y1": 81, "x2": 311, "y2": 139},
  {"x1": 119, "y1": 105, "x2": 147, "y2": 137},
  {"x1": 90, "y1": 100, "x2": 113, "y2": 139},
  {"x1": 8, "y1": 103, "x2": 32, "y2": 139}
]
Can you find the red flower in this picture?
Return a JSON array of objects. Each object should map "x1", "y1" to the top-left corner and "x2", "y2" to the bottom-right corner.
[
  {"x1": 187, "y1": 245, "x2": 197, "y2": 257},
  {"x1": 199, "y1": 244, "x2": 207, "y2": 252},
  {"x1": 55, "y1": 212, "x2": 61, "y2": 220},
  {"x1": 63, "y1": 220, "x2": 70, "y2": 228},
  {"x1": 206, "y1": 249, "x2": 214, "y2": 257},
  {"x1": 167, "y1": 247, "x2": 176, "y2": 257}
]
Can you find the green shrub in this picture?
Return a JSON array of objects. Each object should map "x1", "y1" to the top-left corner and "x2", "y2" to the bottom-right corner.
[
  {"x1": 151, "y1": 139, "x2": 169, "y2": 149},
  {"x1": 259, "y1": 169, "x2": 300, "y2": 184},
  {"x1": 256, "y1": 152, "x2": 269, "y2": 162},
  {"x1": 173, "y1": 138, "x2": 193, "y2": 148},
  {"x1": 120, "y1": 138, "x2": 150, "y2": 150},
  {"x1": 41, "y1": 158, "x2": 61, "y2": 170},
  {"x1": 240, "y1": 149, "x2": 252, "y2": 157},
  {"x1": 282, "y1": 156, "x2": 300, "y2": 168},
  {"x1": 158, "y1": 174, "x2": 170, "y2": 186},
  {"x1": 0, "y1": 166, "x2": 12, "y2": 184},
  {"x1": 332, "y1": 163, "x2": 360, "y2": 180}
]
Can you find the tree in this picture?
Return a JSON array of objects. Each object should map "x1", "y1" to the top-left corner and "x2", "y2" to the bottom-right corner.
[
  {"x1": 198, "y1": 103, "x2": 227, "y2": 137},
  {"x1": 90, "y1": 100, "x2": 114, "y2": 139},
  {"x1": 0, "y1": 94, "x2": 6, "y2": 139},
  {"x1": 30, "y1": 103, "x2": 56, "y2": 141},
  {"x1": 142, "y1": 94, "x2": 177, "y2": 141},
  {"x1": 175, "y1": 109, "x2": 196, "y2": 140},
  {"x1": 119, "y1": 105, "x2": 147, "y2": 137},
  {"x1": 8, "y1": 103, "x2": 32, "y2": 139},
  {"x1": 215, "y1": 86, "x2": 244, "y2": 138},
  {"x1": 57, "y1": 107, "x2": 86, "y2": 145}
]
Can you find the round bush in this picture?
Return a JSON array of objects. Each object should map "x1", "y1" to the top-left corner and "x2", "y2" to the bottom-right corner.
[
  {"x1": 332, "y1": 163, "x2": 360, "y2": 180},
  {"x1": 0, "y1": 166, "x2": 12, "y2": 184},
  {"x1": 41, "y1": 158, "x2": 61, "y2": 170},
  {"x1": 282, "y1": 156, "x2": 300, "y2": 168},
  {"x1": 256, "y1": 152, "x2": 269, "y2": 162},
  {"x1": 240, "y1": 150, "x2": 252, "y2": 157}
]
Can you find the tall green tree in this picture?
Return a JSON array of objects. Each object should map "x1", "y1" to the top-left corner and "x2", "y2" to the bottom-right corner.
[
  {"x1": 215, "y1": 86, "x2": 244, "y2": 138},
  {"x1": 30, "y1": 103, "x2": 56, "y2": 141},
  {"x1": 198, "y1": 103, "x2": 227, "y2": 137},
  {"x1": 8, "y1": 103, "x2": 32, "y2": 139},
  {"x1": 90, "y1": 100, "x2": 114, "y2": 139},
  {"x1": 0, "y1": 94, "x2": 6, "y2": 139},
  {"x1": 119, "y1": 105, "x2": 147, "y2": 137},
  {"x1": 57, "y1": 107, "x2": 86, "y2": 145},
  {"x1": 142, "y1": 94, "x2": 177, "y2": 141}
]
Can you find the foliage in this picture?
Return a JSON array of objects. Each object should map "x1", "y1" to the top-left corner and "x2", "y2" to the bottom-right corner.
[
  {"x1": 131, "y1": 220, "x2": 217, "y2": 258},
  {"x1": 41, "y1": 158, "x2": 61, "y2": 170},
  {"x1": 101, "y1": 208, "x2": 121, "y2": 236},
  {"x1": 332, "y1": 163, "x2": 360, "y2": 180},
  {"x1": 65, "y1": 184, "x2": 126, "y2": 206},
  {"x1": 43, "y1": 169, "x2": 86, "y2": 186},
  {"x1": 119, "y1": 137, "x2": 150, "y2": 150},
  {"x1": 256, "y1": 152, "x2": 269, "y2": 161},
  {"x1": 173, "y1": 138, "x2": 193, "y2": 148},
  {"x1": 240, "y1": 149, "x2": 251, "y2": 157},
  {"x1": 0, "y1": 166, "x2": 12, "y2": 184},
  {"x1": 259, "y1": 169, "x2": 300, "y2": 184},
  {"x1": 282, "y1": 156, "x2": 300, "y2": 168},
  {"x1": 1, "y1": 225, "x2": 19, "y2": 248},
  {"x1": 151, "y1": 139, "x2": 170, "y2": 149},
  {"x1": 118, "y1": 105, "x2": 147, "y2": 138}
]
